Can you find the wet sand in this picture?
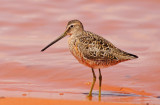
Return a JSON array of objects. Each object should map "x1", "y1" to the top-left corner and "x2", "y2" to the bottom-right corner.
[
  {"x1": 0, "y1": 97, "x2": 140, "y2": 105},
  {"x1": 0, "y1": 0, "x2": 160, "y2": 105}
]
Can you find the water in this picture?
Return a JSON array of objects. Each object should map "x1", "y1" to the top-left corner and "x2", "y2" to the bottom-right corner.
[{"x1": 0, "y1": 0, "x2": 160, "y2": 104}]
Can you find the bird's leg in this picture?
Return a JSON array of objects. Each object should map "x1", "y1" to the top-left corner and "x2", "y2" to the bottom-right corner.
[
  {"x1": 88, "y1": 68, "x2": 96, "y2": 97},
  {"x1": 99, "y1": 68, "x2": 102, "y2": 97}
]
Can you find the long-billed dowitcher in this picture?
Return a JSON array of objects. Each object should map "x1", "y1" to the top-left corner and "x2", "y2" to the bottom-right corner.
[{"x1": 41, "y1": 20, "x2": 138, "y2": 97}]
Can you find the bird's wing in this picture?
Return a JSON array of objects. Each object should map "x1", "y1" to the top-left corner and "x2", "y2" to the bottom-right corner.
[{"x1": 76, "y1": 31, "x2": 119, "y2": 61}]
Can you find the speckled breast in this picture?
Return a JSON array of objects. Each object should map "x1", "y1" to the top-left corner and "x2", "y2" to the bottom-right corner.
[{"x1": 68, "y1": 36, "x2": 85, "y2": 65}]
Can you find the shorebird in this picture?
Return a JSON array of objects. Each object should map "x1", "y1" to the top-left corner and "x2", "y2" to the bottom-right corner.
[{"x1": 41, "y1": 20, "x2": 138, "y2": 97}]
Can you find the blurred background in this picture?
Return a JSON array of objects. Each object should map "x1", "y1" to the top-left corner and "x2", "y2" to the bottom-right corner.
[{"x1": 0, "y1": 0, "x2": 160, "y2": 103}]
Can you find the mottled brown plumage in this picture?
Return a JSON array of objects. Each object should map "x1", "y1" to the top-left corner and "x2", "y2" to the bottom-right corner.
[
  {"x1": 67, "y1": 20, "x2": 138, "y2": 69},
  {"x1": 41, "y1": 19, "x2": 138, "y2": 97}
]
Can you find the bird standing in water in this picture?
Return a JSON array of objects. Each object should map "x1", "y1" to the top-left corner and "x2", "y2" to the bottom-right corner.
[{"x1": 41, "y1": 20, "x2": 138, "y2": 97}]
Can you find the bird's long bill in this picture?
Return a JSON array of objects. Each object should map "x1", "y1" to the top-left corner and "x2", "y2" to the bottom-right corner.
[{"x1": 41, "y1": 32, "x2": 67, "y2": 52}]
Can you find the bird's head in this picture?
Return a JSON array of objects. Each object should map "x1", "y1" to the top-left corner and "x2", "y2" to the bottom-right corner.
[
  {"x1": 66, "y1": 20, "x2": 84, "y2": 36},
  {"x1": 41, "y1": 19, "x2": 83, "y2": 52}
]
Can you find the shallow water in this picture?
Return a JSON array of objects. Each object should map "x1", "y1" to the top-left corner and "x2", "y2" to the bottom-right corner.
[{"x1": 0, "y1": 0, "x2": 160, "y2": 104}]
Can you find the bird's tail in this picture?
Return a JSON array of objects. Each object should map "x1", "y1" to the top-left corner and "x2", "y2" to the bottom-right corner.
[{"x1": 116, "y1": 49, "x2": 138, "y2": 60}]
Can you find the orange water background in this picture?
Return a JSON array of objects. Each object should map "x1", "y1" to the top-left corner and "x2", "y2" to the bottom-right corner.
[{"x1": 0, "y1": 0, "x2": 160, "y2": 104}]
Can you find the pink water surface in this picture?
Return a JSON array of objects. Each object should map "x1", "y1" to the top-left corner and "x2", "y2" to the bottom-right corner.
[{"x1": 0, "y1": 0, "x2": 160, "y2": 104}]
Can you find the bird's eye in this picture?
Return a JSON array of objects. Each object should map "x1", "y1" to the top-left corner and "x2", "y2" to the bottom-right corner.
[{"x1": 70, "y1": 25, "x2": 74, "y2": 28}]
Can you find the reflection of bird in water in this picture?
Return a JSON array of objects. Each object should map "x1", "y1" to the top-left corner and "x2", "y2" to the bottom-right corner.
[{"x1": 41, "y1": 20, "x2": 138, "y2": 97}]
